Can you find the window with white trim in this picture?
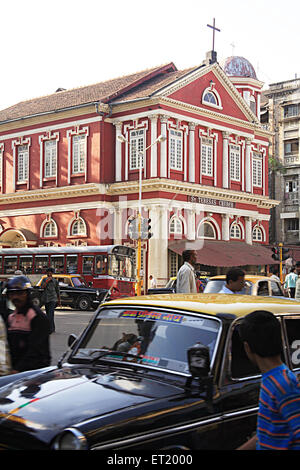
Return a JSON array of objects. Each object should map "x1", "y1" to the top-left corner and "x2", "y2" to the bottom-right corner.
[
  {"x1": 252, "y1": 152, "x2": 263, "y2": 187},
  {"x1": 43, "y1": 220, "x2": 57, "y2": 238},
  {"x1": 17, "y1": 145, "x2": 29, "y2": 182},
  {"x1": 201, "y1": 137, "x2": 213, "y2": 177},
  {"x1": 44, "y1": 140, "x2": 57, "y2": 178},
  {"x1": 169, "y1": 129, "x2": 183, "y2": 170},
  {"x1": 72, "y1": 134, "x2": 86, "y2": 174},
  {"x1": 71, "y1": 218, "x2": 87, "y2": 236},
  {"x1": 230, "y1": 145, "x2": 241, "y2": 181},
  {"x1": 230, "y1": 223, "x2": 242, "y2": 239},
  {"x1": 252, "y1": 226, "x2": 263, "y2": 242},
  {"x1": 203, "y1": 91, "x2": 218, "y2": 105},
  {"x1": 169, "y1": 217, "x2": 183, "y2": 235},
  {"x1": 198, "y1": 221, "x2": 216, "y2": 239},
  {"x1": 130, "y1": 129, "x2": 145, "y2": 170}
]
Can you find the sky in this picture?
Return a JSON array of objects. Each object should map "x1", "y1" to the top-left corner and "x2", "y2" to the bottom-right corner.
[{"x1": 0, "y1": 0, "x2": 299, "y2": 111}]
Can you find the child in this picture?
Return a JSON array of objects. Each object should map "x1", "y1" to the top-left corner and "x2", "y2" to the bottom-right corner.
[{"x1": 238, "y1": 310, "x2": 300, "y2": 450}]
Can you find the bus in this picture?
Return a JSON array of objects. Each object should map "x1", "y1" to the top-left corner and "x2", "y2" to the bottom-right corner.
[{"x1": 0, "y1": 245, "x2": 136, "y2": 299}]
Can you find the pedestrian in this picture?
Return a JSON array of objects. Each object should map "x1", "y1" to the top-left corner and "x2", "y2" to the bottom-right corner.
[
  {"x1": 195, "y1": 271, "x2": 204, "y2": 293},
  {"x1": 219, "y1": 268, "x2": 245, "y2": 294},
  {"x1": 41, "y1": 267, "x2": 61, "y2": 334},
  {"x1": 284, "y1": 267, "x2": 298, "y2": 298},
  {"x1": 5, "y1": 275, "x2": 51, "y2": 373},
  {"x1": 237, "y1": 310, "x2": 300, "y2": 450},
  {"x1": 176, "y1": 250, "x2": 197, "y2": 294},
  {"x1": 269, "y1": 267, "x2": 280, "y2": 282},
  {"x1": 295, "y1": 262, "x2": 300, "y2": 299},
  {"x1": 149, "y1": 275, "x2": 157, "y2": 289}
]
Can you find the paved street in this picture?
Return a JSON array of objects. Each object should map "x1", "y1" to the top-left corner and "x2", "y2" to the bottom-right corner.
[{"x1": 49, "y1": 308, "x2": 96, "y2": 366}]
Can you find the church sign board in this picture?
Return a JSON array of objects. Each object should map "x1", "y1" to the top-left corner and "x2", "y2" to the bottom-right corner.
[{"x1": 188, "y1": 195, "x2": 236, "y2": 208}]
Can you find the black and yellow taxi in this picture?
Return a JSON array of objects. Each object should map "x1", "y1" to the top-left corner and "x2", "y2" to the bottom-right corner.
[
  {"x1": 31, "y1": 274, "x2": 108, "y2": 311},
  {"x1": 0, "y1": 293, "x2": 299, "y2": 450}
]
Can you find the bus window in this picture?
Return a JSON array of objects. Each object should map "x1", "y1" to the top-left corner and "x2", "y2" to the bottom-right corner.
[
  {"x1": 4, "y1": 257, "x2": 18, "y2": 274},
  {"x1": 83, "y1": 256, "x2": 94, "y2": 274},
  {"x1": 66, "y1": 255, "x2": 78, "y2": 274},
  {"x1": 50, "y1": 255, "x2": 65, "y2": 273},
  {"x1": 95, "y1": 255, "x2": 107, "y2": 275},
  {"x1": 34, "y1": 255, "x2": 49, "y2": 274},
  {"x1": 19, "y1": 256, "x2": 33, "y2": 274},
  {"x1": 108, "y1": 254, "x2": 135, "y2": 279}
]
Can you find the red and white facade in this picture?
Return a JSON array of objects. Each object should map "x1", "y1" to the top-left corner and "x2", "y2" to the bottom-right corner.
[{"x1": 0, "y1": 55, "x2": 278, "y2": 287}]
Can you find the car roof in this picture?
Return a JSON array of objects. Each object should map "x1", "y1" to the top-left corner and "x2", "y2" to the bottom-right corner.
[
  {"x1": 208, "y1": 275, "x2": 272, "y2": 282},
  {"x1": 102, "y1": 293, "x2": 300, "y2": 319}
]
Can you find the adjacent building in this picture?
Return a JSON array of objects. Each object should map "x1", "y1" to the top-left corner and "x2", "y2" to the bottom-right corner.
[
  {"x1": 0, "y1": 52, "x2": 278, "y2": 287},
  {"x1": 262, "y1": 78, "x2": 300, "y2": 260}
]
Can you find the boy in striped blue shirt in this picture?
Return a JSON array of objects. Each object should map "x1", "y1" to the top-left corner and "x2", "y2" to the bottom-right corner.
[{"x1": 238, "y1": 310, "x2": 300, "y2": 450}]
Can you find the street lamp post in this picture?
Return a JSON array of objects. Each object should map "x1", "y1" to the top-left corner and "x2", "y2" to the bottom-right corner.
[{"x1": 117, "y1": 133, "x2": 166, "y2": 295}]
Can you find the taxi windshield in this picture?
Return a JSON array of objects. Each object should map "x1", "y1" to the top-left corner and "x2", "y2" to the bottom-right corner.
[
  {"x1": 71, "y1": 308, "x2": 221, "y2": 374},
  {"x1": 204, "y1": 279, "x2": 252, "y2": 295}
]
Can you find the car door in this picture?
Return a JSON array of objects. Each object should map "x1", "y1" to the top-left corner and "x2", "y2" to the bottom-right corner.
[
  {"x1": 58, "y1": 277, "x2": 73, "y2": 305},
  {"x1": 218, "y1": 319, "x2": 261, "y2": 449},
  {"x1": 281, "y1": 315, "x2": 300, "y2": 381}
]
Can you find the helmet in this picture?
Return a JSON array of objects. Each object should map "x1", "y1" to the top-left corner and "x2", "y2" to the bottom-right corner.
[{"x1": 6, "y1": 275, "x2": 32, "y2": 292}]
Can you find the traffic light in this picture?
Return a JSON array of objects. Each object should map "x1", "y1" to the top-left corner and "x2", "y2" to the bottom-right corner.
[
  {"x1": 146, "y1": 218, "x2": 152, "y2": 239},
  {"x1": 272, "y1": 247, "x2": 280, "y2": 261},
  {"x1": 128, "y1": 217, "x2": 139, "y2": 240},
  {"x1": 282, "y1": 247, "x2": 290, "y2": 261}
]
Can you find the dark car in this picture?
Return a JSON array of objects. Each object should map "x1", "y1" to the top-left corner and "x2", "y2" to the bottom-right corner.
[
  {"x1": 148, "y1": 276, "x2": 209, "y2": 295},
  {"x1": 31, "y1": 274, "x2": 109, "y2": 311},
  {"x1": 0, "y1": 293, "x2": 300, "y2": 450}
]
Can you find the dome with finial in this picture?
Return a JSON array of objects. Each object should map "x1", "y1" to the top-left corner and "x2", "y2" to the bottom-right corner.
[{"x1": 222, "y1": 56, "x2": 257, "y2": 80}]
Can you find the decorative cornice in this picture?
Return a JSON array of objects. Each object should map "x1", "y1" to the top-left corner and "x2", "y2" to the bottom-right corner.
[
  {"x1": 107, "y1": 178, "x2": 280, "y2": 209},
  {"x1": 0, "y1": 183, "x2": 107, "y2": 205}
]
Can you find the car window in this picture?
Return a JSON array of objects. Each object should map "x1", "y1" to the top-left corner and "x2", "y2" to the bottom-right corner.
[
  {"x1": 204, "y1": 279, "x2": 252, "y2": 294},
  {"x1": 284, "y1": 318, "x2": 300, "y2": 370},
  {"x1": 229, "y1": 323, "x2": 260, "y2": 379},
  {"x1": 71, "y1": 308, "x2": 221, "y2": 374},
  {"x1": 270, "y1": 281, "x2": 283, "y2": 296},
  {"x1": 257, "y1": 281, "x2": 269, "y2": 296}
]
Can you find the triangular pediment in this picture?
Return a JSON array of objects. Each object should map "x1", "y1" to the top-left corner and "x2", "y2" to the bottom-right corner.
[{"x1": 151, "y1": 62, "x2": 260, "y2": 124}]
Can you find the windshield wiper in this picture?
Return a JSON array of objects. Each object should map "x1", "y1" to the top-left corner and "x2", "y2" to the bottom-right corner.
[{"x1": 90, "y1": 349, "x2": 144, "y2": 365}]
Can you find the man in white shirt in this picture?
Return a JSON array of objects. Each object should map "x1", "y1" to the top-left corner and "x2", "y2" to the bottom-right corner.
[
  {"x1": 219, "y1": 268, "x2": 245, "y2": 294},
  {"x1": 176, "y1": 250, "x2": 197, "y2": 294},
  {"x1": 149, "y1": 275, "x2": 157, "y2": 289}
]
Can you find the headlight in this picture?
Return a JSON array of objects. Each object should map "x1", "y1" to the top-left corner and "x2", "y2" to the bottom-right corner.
[
  {"x1": 52, "y1": 428, "x2": 88, "y2": 450},
  {"x1": 96, "y1": 290, "x2": 100, "y2": 297}
]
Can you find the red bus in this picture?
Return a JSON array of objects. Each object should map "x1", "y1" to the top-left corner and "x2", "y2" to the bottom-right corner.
[{"x1": 0, "y1": 245, "x2": 136, "y2": 299}]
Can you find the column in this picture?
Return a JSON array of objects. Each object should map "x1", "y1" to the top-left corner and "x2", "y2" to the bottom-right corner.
[
  {"x1": 245, "y1": 217, "x2": 253, "y2": 245},
  {"x1": 222, "y1": 132, "x2": 229, "y2": 189},
  {"x1": 222, "y1": 214, "x2": 230, "y2": 241},
  {"x1": 188, "y1": 123, "x2": 196, "y2": 183},
  {"x1": 114, "y1": 122, "x2": 123, "y2": 182},
  {"x1": 245, "y1": 138, "x2": 252, "y2": 192},
  {"x1": 150, "y1": 115, "x2": 158, "y2": 177},
  {"x1": 147, "y1": 205, "x2": 169, "y2": 286},
  {"x1": 113, "y1": 208, "x2": 123, "y2": 245},
  {"x1": 160, "y1": 116, "x2": 168, "y2": 178},
  {"x1": 186, "y1": 209, "x2": 196, "y2": 240}
]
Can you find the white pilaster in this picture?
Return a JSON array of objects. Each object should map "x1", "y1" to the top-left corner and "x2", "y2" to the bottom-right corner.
[
  {"x1": 186, "y1": 209, "x2": 196, "y2": 240},
  {"x1": 245, "y1": 217, "x2": 253, "y2": 245},
  {"x1": 147, "y1": 205, "x2": 169, "y2": 286},
  {"x1": 222, "y1": 132, "x2": 229, "y2": 189},
  {"x1": 245, "y1": 138, "x2": 252, "y2": 192},
  {"x1": 160, "y1": 116, "x2": 168, "y2": 178},
  {"x1": 188, "y1": 123, "x2": 196, "y2": 183},
  {"x1": 222, "y1": 214, "x2": 230, "y2": 241}
]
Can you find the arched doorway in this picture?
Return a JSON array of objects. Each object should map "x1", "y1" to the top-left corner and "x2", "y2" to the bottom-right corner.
[{"x1": 0, "y1": 228, "x2": 38, "y2": 247}]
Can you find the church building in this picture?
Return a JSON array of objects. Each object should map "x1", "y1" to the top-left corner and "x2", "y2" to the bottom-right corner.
[{"x1": 0, "y1": 51, "x2": 278, "y2": 287}]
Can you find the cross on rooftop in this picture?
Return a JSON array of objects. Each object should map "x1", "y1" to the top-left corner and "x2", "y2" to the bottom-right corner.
[{"x1": 207, "y1": 18, "x2": 220, "y2": 53}]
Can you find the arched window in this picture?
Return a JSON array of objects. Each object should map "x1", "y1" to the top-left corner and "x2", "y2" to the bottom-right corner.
[
  {"x1": 169, "y1": 217, "x2": 183, "y2": 235},
  {"x1": 197, "y1": 221, "x2": 216, "y2": 239},
  {"x1": 230, "y1": 223, "x2": 242, "y2": 239},
  {"x1": 203, "y1": 91, "x2": 218, "y2": 105},
  {"x1": 250, "y1": 96, "x2": 256, "y2": 115},
  {"x1": 71, "y1": 218, "x2": 87, "y2": 236},
  {"x1": 43, "y1": 220, "x2": 57, "y2": 238},
  {"x1": 252, "y1": 225, "x2": 263, "y2": 242}
]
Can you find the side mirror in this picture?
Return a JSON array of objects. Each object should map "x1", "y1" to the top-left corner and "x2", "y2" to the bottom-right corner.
[
  {"x1": 68, "y1": 334, "x2": 77, "y2": 347},
  {"x1": 187, "y1": 342, "x2": 210, "y2": 378}
]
